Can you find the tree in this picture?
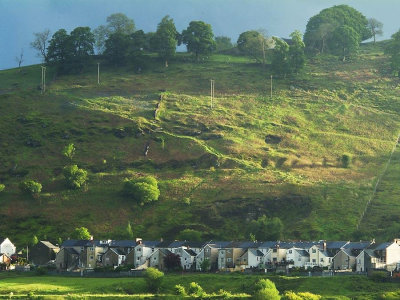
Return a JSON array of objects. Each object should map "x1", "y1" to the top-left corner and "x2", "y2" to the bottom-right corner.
[
  {"x1": 200, "y1": 258, "x2": 210, "y2": 272},
  {"x1": 144, "y1": 267, "x2": 164, "y2": 293},
  {"x1": 181, "y1": 21, "x2": 216, "y2": 60},
  {"x1": 271, "y1": 37, "x2": 290, "y2": 76},
  {"x1": 71, "y1": 227, "x2": 91, "y2": 240},
  {"x1": 331, "y1": 25, "x2": 360, "y2": 61},
  {"x1": 123, "y1": 176, "x2": 160, "y2": 205},
  {"x1": 385, "y1": 30, "x2": 400, "y2": 77},
  {"x1": 152, "y1": 15, "x2": 178, "y2": 67},
  {"x1": 254, "y1": 279, "x2": 281, "y2": 300},
  {"x1": 288, "y1": 31, "x2": 306, "y2": 74},
  {"x1": 247, "y1": 215, "x2": 284, "y2": 241},
  {"x1": 237, "y1": 30, "x2": 274, "y2": 64},
  {"x1": 63, "y1": 165, "x2": 88, "y2": 189},
  {"x1": 70, "y1": 27, "x2": 95, "y2": 58},
  {"x1": 177, "y1": 229, "x2": 202, "y2": 241},
  {"x1": 94, "y1": 13, "x2": 135, "y2": 53},
  {"x1": 32, "y1": 235, "x2": 39, "y2": 246},
  {"x1": 31, "y1": 29, "x2": 51, "y2": 62},
  {"x1": 368, "y1": 18, "x2": 383, "y2": 44},
  {"x1": 19, "y1": 180, "x2": 42, "y2": 197},
  {"x1": 163, "y1": 252, "x2": 181, "y2": 271},
  {"x1": 215, "y1": 36, "x2": 233, "y2": 52},
  {"x1": 46, "y1": 29, "x2": 73, "y2": 74},
  {"x1": 63, "y1": 143, "x2": 75, "y2": 160},
  {"x1": 304, "y1": 5, "x2": 371, "y2": 54},
  {"x1": 103, "y1": 32, "x2": 131, "y2": 65},
  {"x1": 15, "y1": 49, "x2": 24, "y2": 69},
  {"x1": 126, "y1": 221, "x2": 134, "y2": 239}
]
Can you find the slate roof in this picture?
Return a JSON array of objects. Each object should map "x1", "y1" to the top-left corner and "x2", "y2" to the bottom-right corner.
[
  {"x1": 343, "y1": 242, "x2": 371, "y2": 250},
  {"x1": 61, "y1": 240, "x2": 89, "y2": 247},
  {"x1": 168, "y1": 241, "x2": 186, "y2": 248},
  {"x1": 40, "y1": 241, "x2": 59, "y2": 249},
  {"x1": 258, "y1": 241, "x2": 277, "y2": 249},
  {"x1": 64, "y1": 248, "x2": 80, "y2": 255},
  {"x1": 184, "y1": 249, "x2": 198, "y2": 257},
  {"x1": 374, "y1": 242, "x2": 392, "y2": 251},
  {"x1": 184, "y1": 241, "x2": 210, "y2": 248},
  {"x1": 156, "y1": 240, "x2": 173, "y2": 248},
  {"x1": 365, "y1": 249, "x2": 379, "y2": 258},
  {"x1": 249, "y1": 249, "x2": 264, "y2": 257},
  {"x1": 295, "y1": 249, "x2": 310, "y2": 257},
  {"x1": 208, "y1": 241, "x2": 231, "y2": 248},
  {"x1": 108, "y1": 240, "x2": 135, "y2": 247},
  {"x1": 325, "y1": 241, "x2": 349, "y2": 249},
  {"x1": 110, "y1": 248, "x2": 126, "y2": 256},
  {"x1": 293, "y1": 241, "x2": 319, "y2": 249},
  {"x1": 159, "y1": 248, "x2": 172, "y2": 256}
]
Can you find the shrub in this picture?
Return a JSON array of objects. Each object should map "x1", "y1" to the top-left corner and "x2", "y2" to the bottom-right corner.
[
  {"x1": 188, "y1": 282, "x2": 205, "y2": 297},
  {"x1": 341, "y1": 154, "x2": 352, "y2": 168},
  {"x1": 71, "y1": 227, "x2": 91, "y2": 240},
  {"x1": 144, "y1": 267, "x2": 164, "y2": 293},
  {"x1": 63, "y1": 143, "x2": 75, "y2": 160},
  {"x1": 174, "y1": 284, "x2": 186, "y2": 296},
  {"x1": 0, "y1": 184, "x2": 5, "y2": 192},
  {"x1": 200, "y1": 258, "x2": 211, "y2": 272},
  {"x1": 123, "y1": 176, "x2": 160, "y2": 205},
  {"x1": 177, "y1": 229, "x2": 203, "y2": 241},
  {"x1": 63, "y1": 165, "x2": 88, "y2": 189},
  {"x1": 254, "y1": 279, "x2": 281, "y2": 300},
  {"x1": 19, "y1": 180, "x2": 42, "y2": 197}
]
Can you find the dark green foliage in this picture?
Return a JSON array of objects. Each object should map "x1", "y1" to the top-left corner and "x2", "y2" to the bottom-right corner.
[
  {"x1": 144, "y1": 267, "x2": 164, "y2": 293},
  {"x1": 174, "y1": 284, "x2": 186, "y2": 296},
  {"x1": 331, "y1": 25, "x2": 360, "y2": 61},
  {"x1": 254, "y1": 279, "x2": 281, "y2": 300},
  {"x1": 271, "y1": 37, "x2": 290, "y2": 76},
  {"x1": 151, "y1": 15, "x2": 178, "y2": 66},
  {"x1": 200, "y1": 259, "x2": 210, "y2": 272},
  {"x1": 385, "y1": 30, "x2": 400, "y2": 77},
  {"x1": 104, "y1": 32, "x2": 132, "y2": 66},
  {"x1": 237, "y1": 30, "x2": 272, "y2": 64},
  {"x1": 177, "y1": 229, "x2": 203, "y2": 241},
  {"x1": 304, "y1": 5, "x2": 370, "y2": 55},
  {"x1": 341, "y1": 154, "x2": 352, "y2": 168},
  {"x1": 19, "y1": 180, "x2": 42, "y2": 197},
  {"x1": 123, "y1": 176, "x2": 160, "y2": 205},
  {"x1": 46, "y1": 29, "x2": 72, "y2": 65},
  {"x1": 215, "y1": 36, "x2": 233, "y2": 52},
  {"x1": 163, "y1": 252, "x2": 181, "y2": 271},
  {"x1": 289, "y1": 31, "x2": 306, "y2": 73},
  {"x1": 63, "y1": 165, "x2": 88, "y2": 189},
  {"x1": 247, "y1": 215, "x2": 284, "y2": 241},
  {"x1": 71, "y1": 227, "x2": 91, "y2": 240},
  {"x1": 182, "y1": 21, "x2": 216, "y2": 60}
]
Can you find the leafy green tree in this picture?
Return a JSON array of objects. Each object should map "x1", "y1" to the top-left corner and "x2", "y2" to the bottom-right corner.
[
  {"x1": 182, "y1": 21, "x2": 216, "y2": 60},
  {"x1": 63, "y1": 165, "x2": 88, "y2": 189},
  {"x1": 289, "y1": 30, "x2": 306, "y2": 73},
  {"x1": 152, "y1": 15, "x2": 178, "y2": 67},
  {"x1": 247, "y1": 215, "x2": 284, "y2": 241},
  {"x1": 215, "y1": 36, "x2": 233, "y2": 52},
  {"x1": 126, "y1": 221, "x2": 134, "y2": 239},
  {"x1": 19, "y1": 180, "x2": 42, "y2": 197},
  {"x1": 130, "y1": 29, "x2": 146, "y2": 58},
  {"x1": 0, "y1": 184, "x2": 5, "y2": 193},
  {"x1": 200, "y1": 258, "x2": 210, "y2": 272},
  {"x1": 104, "y1": 32, "x2": 131, "y2": 65},
  {"x1": 71, "y1": 227, "x2": 91, "y2": 240},
  {"x1": 237, "y1": 30, "x2": 274, "y2": 64},
  {"x1": 254, "y1": 279, "x2": 281, "y2": 300},
  {"x1": 123, "y1": 176, "x2": 160, "y2": 205},
  {"x1": 32, "y1": 235, "x2": 39, "y2": 246},
  {"x1": 174, "y1": 284, "x2": 186, "y2": 296},
  {"x1": 271, "y1": 37, "x2": 290, "y2": 76},
  {"x1": 144, "y1": 267, "x2": 164, "y2": 293},
  {"x1": 63, "y1": 143, "x2": 75, "y2": 160},
  {"x1": 94, "y1": 13, "x2": 135, "y2": 53},
  {"x1": 46, "y1": 29, "x2": 72, "y2": 65},
  {"x1": 304, "y1": 5, "x2": 371, "y2": 54},
  {"x1": 368, "y1": 18, "x2": 383, "y2": 44},
  {"x1": 331, "y1": 25, "x2": 360, "y2": 61},
  {"x1": 385, "y1": 30, "x2": 400, "y2": 77},
  {"x1": 177, "y1": 229, "x2": 202, "y2": 241}
]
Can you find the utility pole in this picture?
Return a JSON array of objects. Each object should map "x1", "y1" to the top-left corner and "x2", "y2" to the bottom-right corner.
[
  {"x1": 270, "y1": 75, "x2": 273, "y2": 99},
  {"x1": 41, "y1": 66, "x2": 46, "y2": 94},
  {"x1": 210, "y1": 79, "x2": 215, "y2": 109},
  {"x1": 97, "y1": 62, "x2": 100, "y2": 85}
]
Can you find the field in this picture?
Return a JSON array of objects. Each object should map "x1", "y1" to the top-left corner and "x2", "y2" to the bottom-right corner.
[
  {"x1": 1, "y1": 43, "x2": 400, "y2": 246},
  {"x1": 1, "y1": 273, "x2": 400, "y2": 299}
]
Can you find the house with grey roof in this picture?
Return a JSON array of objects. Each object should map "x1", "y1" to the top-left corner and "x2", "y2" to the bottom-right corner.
[
  {"x1": 103, "y1": 248, "x2": 126, "y2": 267},
  {"x1": 148, "y1": 248, "x2": 171, "y2": 270},
  {"x1": 131, "y1": 239, "x2": 160, "y2": 268},
  {"x1": 30, "y1": 241, "x2": 59, "y2": 266},
  {"x1": 195, "y1": 241, "x2": 230, "y2": 271},
  {"x1": 333, "y1": 241, "x2": 373, "y2": 271},
  {"x1": 356, "y1": 239, "x2": 400, "y2": 272},
  {"x1": 286, "y1": 247, "x2": 310, "y2": 268},
  {"x1": 55, "y1": 247, "x2": 80, "y2": 271},
  {"x1": 237, "y1": 248, "x2": 264, "y2": 269}
]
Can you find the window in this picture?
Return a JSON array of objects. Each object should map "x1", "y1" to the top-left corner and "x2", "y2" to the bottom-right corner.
[
  {"x1": 221, "y1": 251, "x2": 224, "y2": 254},
  {"x1": 320, "y1": 258, "x2": 324, "y2": 262},
  {"x1": 137, "y1": 258, "x2": 140, "y2": 261},
  {"x1": 137, "y1": 248, "x2": 141, "y2": 252},
  {"x1": 89, "y1": 247, "x2": 94, "y2": 251},
  {"x1": 227, "y1": 258, "x2": 232, "y2": 262},
  {"x1": 312, "y1": 259, "x2": 316, "y2": 263},
  {"x1": 151, "y1": 248, "x2": 154, "y2": 252},
  {"x1": 154, "y1": 257, "x2": 156, "y2": 261},
  {"x1": 298, "y1": 258, "x2": 301, "y2": 261},
  {"x1": 273, "y1": 258, "x2": 277, "y2": 262},
  {"x1": 205, "y1": 248, "x2": 210, "y2": 253},
  {"x1": 312, "y1": 249, "x2": 316, "y2": 253},
  {"x1": 90, "y1": 256, "x2": 93, "y2": 260},
  {"x1": 289, "y1": 250, "x2": 292, "y2": 254},
  {"x1": 273, "y1": 249, "x2": 277, "y2": 253}
]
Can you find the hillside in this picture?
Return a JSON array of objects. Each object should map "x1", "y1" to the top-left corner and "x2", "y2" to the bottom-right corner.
[{"x1": 1, "y1": 43, "x2": 400, "y2": 246}]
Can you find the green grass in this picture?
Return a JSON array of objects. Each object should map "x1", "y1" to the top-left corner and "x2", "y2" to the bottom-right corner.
[
  {"x1": 1, "y1": 42, "x2": 400, "y2": 246},
  {"x1": 0, "y1": 273, "x2": 399, "y2": 299}
]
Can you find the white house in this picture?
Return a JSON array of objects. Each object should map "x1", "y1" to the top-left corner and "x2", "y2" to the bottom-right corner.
[
  {"x1": 307, "y1": 244, "x2": 333, "y2": 269},
  {"x1": 133, "y1": 240, "x2": 159, "y2": 268},
  {"x1": 238, "y1": 249, "x2": 264, "y2": 269},
  {"x1": 0, "y1": 238, "x2": 16, "y2": 257},
  {"x1": 286, "y1": 247, "x2": 310, "y2": 268}
]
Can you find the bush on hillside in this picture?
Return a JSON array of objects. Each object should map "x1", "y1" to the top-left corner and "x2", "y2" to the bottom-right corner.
[
  {"x1": 63, "y1": 165, "x2": 88, "y2": 189},
  {"x1": 188, "y1": 282, "x2": 205, "y2": 297},
  {"x1": 0, "y1": 184, "x2": 5, "y2": 193},
  {"x1": 123, "y1": 176, "x2": 160, "y2": 205},
  {"x1": 174, "y1": 284, "x2": 186, "y2": 296},
  {"x1": 341, "y1": 154, "x2": 352, "y2": 168},
  {"x1": 19, "y1": 180, "x2": 42, "y2": 197}
]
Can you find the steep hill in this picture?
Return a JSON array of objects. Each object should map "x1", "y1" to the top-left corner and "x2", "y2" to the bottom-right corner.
[{"x1": 1, "y1": 44, "x2": 400, "y2": 246}]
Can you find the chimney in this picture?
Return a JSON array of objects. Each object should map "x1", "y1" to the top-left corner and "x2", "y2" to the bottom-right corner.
[
  {"x1": 136, "y1": 238, "x2": 142, "y2": 245},
  {"x1": 90, "y1": 236, "x2": 94, "y2": 241},
  {"x1": 323, "y1": 242, "x2": 327, "y2": 251},
  {"x1": 394, "y1": 238, "x2": 400, "y2": 245}
]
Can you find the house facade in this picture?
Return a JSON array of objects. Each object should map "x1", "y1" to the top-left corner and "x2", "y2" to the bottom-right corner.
[
  {"x1": 30, "y1": 241, "x2": 60, "y2": 266},
  {"x1": 0, "y1": 238, "x2": 16, "y2": 257}
]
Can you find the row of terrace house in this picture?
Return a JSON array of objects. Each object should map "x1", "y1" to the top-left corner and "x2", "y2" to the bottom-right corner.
[{"x1": 52, "y1": 238, "x2": 400, "y2": 273}]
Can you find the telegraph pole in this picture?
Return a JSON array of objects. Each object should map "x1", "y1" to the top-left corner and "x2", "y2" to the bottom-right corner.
[
  {"x1": 97, "y1": 62, "x2": 100, "y2": 85},
  {"x1": 41, "y1": 66, "x2": 46, "y2": 94},
  {"x1": 210, "y1": 79, "x2": 215, "y2": 109},
  {"x1": 270, "y1": 75, "x2": 273, "y2": 99}
]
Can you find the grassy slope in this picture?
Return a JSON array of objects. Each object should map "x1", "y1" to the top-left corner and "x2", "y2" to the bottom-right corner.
[
  {"x1": 1, "y1": 44, "x2": 400, "y2": 246},
  {"x1": 0, "y1": 273, "x2": 400, "y2": 299}
]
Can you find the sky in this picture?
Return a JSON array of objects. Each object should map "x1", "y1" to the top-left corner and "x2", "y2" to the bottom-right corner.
[{"x1": 1, "y1": 0, "x2": 400, "y2": 70}]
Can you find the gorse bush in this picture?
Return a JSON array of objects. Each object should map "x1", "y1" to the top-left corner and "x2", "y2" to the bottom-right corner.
[
  {"x1": 0, "y1": 184, "x2": 5, "y2": 192},
  {"x1": 19, "y1": 180, "x2": 42, "y2": 196},
  {"x1": 144, "y1": 267, "x2": 164, "y2": 293},
  {"x1": 174, "y1": 284, "x2": 186, "y2": 296},
  {"x1": 254, "y1": 279, "x2": 281, "y2": 300},
  {"x1": 63, "y1": 165, "x2": 88, "y2": 189},
  {"x1": 188, "y1": 282, "x2": 205, "y2": 297},
  {"x1": 63, "y1": 143, "x2": 75, "y2": 160},
  {"x1": 123, "y1": 176, "x2": 160, "y2": 205}
]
